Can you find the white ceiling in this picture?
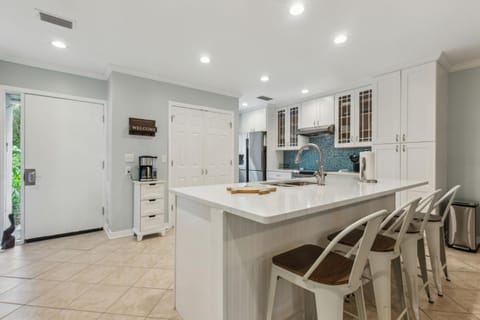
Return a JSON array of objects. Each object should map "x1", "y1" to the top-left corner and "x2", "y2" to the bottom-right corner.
[{"x1": 1, "y1": 0, "x2": 480, "y2": 109}]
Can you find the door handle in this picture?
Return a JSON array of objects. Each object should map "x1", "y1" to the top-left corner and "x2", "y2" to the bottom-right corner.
[{"x1": 24, "y1": 169, "x2": 36, "y2": 186}]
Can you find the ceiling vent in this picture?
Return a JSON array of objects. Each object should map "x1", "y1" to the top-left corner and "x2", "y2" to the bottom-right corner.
[
  {"x1": 37, "y1": 10, "x2": 74, "y2": 29},
  {"x1": 257, "y1": 96, "x2": 273, "y2": 101}
]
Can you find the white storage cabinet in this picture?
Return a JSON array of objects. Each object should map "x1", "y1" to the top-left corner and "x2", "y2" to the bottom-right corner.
[
  {"x1": 276, "y1": 105, "x2": 308, "y2": 150},
  {"x1": 334, "y1": 86, "x2": 373, "y2": 148},
  {"x1": 133, "y1": 180, "x2": 167, "y2": 241},
  {"x1": 298, "y1": 96, "x2": 334, "y2": 130},
  {"x1": 266, "y1": 170, "x2": 293, "y2": 181},
  {"x1": 372, "y1": 61, "x2": 447, "y2": 204},
  {"x1": 239, "y1": 108, "x2": 266, "y2": 133}
]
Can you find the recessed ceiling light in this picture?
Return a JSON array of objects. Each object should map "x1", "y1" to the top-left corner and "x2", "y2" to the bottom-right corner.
[
  {"x1": 51, "y1": 40, "x2": 67, "y2": 49},
  {"x1": 200, "y1": 56, "x2": 211, "y2": 64},
  {"x1": 334, "y1": 33, "x2": 348, "y2": 45},
  {"x1": 289, "y1": 2, "x2": 305, "y2": 16},
  {"x1": 260, "y1": 75, "x2": 270, "y2": 82},
  {"x1": 301, "y1": 89, "x2": 309, "y2": 94},
  {"x1": 242, "y1": 102, "x2": 248, "y2": 107}
]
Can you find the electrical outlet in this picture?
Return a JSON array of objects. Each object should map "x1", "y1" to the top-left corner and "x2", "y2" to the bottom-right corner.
[{"x1": 125, "y1": 166, "x2": 131, "y2": 175}]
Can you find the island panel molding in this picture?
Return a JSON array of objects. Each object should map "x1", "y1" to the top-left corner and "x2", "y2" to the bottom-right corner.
[{"x1": 172, "y1": 175, "x2": 426, "y2": 319}]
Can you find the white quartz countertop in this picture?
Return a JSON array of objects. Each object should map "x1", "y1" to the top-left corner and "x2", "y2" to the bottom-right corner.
[{"x1": 171, "y1": 175, "x2": 427, "y2": 224}]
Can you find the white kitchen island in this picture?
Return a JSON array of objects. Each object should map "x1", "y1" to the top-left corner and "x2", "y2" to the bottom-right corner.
[{"x1": 171, "y1": 175, "x2": 426, "y2": 320}]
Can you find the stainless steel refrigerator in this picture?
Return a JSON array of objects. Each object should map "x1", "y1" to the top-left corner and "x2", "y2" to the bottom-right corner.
[{"x1": 239, "y1": 132, "x2": 266, "y2": 183}]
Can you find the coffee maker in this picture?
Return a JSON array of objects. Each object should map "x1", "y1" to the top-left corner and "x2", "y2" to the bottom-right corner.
[{"x1": 139, "y1": 156, "x2": 158, "y2": 181}]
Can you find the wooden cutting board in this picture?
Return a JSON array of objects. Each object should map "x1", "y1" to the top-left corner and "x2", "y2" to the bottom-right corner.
[{"x1": 226, "y1": 185, "x2": 277, "y2": 195}]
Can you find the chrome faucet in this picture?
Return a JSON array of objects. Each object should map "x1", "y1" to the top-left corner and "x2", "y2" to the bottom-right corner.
[{"x1": 294, "y1": 143, "x2": 326, "y2": 185}]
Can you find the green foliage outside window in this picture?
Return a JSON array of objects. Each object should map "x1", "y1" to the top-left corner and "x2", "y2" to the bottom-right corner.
[{"x1": 11, "y1": 104, "x2": 21, "y2": 225}]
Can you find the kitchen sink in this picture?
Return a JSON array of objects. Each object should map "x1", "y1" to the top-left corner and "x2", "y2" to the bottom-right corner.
[{"x1": 263, "y1": 180, "x2": 318, "y2": 187}]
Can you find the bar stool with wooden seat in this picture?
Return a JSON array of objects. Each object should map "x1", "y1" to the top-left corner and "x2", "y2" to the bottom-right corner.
[
  {"x1": 420, "y1": 185, "x2": 461, "y2": 297},
  {"x1": 326, "y1": 197, "x2": 421, "y2": 320},
  {"x1": 266, "y1": 210, "x2": 388, "y2": 320},
  {"x1": 398, "y1": 189, "x2": 442, "y2": 320}
]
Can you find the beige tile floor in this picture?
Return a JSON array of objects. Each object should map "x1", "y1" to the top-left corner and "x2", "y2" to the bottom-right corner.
[
  {"x1": 0, "y1": 230, "x2": 179, "y2": 319},
  {"x1": 1, "y1": 229, "x2": 480, "y2": 319}
]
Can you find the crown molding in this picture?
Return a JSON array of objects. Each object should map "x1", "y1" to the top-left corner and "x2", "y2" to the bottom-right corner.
[
  {"x1": 0, "y1": 56, "x2": 107, "y2": 80},
  {"x1": 450, "y1": 58, "x2": 480, "y2": 73},
  {"x1": 106, "y1": 64, "x2": 240, "y2": 98}
]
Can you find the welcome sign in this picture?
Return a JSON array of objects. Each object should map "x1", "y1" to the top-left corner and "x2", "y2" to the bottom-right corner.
[{"x1": 129, "y1": 117, "x2": 157, "y2": 136}]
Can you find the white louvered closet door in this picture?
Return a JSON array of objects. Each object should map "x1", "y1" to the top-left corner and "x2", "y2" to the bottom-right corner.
[
  {"x1": 170, "y1": 106, "x2": 204, "y2": 188},
  {"x1": 169, "y1": 105, "x2": 234, "y2": 226},
  {"x1": 203, "y1": 111, "x2": 234, "y2": 185}
]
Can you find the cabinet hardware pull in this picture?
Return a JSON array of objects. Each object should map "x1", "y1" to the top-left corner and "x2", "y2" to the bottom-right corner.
[
  {"x1": 149, "y1": 183, "x2": 156, "y2": 186},
  {"x1": 396, "y1": 134, "x2": 399, "y2": 142},
  {"x1": 205, "y1": 169, "x2": 208, "y2": 175},
  {"x1": 402, "y1": 145, "x2": 406, "y2": 152},
  {"x1": 396, "y1": 145, "x2": 399, "y2": 152},
  {"x1": 402, "y1": 134, "x2": 406, "y2": 142},
  {"x1": 201, "y1": 169, "x2": 205, "y2": 175},
  {"x1": 148, "y1": 215, "x2": 156, "y2": 218},
  {"x1": 149, "y1": 199, "x2": 156, "y2": 202}
]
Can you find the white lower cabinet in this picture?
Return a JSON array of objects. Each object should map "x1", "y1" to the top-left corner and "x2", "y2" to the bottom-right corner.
[
  {"x1": 373, "y1": 142, "x2": 437, "y2": 205},
  {"x1": 266, "y1": 170, "x2": 293, "y2": 181},
  {"x1": 133, "y1": 180, "x2": 167, "y2": 241}
]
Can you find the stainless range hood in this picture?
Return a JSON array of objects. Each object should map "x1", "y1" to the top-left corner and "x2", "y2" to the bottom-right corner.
[{"x1": 296, "y1": 124, "x2": 335, "y2": 136}]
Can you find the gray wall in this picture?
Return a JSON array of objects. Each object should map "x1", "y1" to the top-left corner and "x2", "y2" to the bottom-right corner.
[
  {"x1": 109, "y1": 72, "x2": 239, "y2": 231},
  {"x1": 448, "y1": 67, "x2": 480, "y2": 201},
  {"x1": 0, "y1": 60, "x2": 108, "y2": 100}
]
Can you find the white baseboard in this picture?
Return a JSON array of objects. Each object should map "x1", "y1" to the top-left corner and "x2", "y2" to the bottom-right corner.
[{"x1": 103, "y1": 224, "x2": 134, "y2": 240}]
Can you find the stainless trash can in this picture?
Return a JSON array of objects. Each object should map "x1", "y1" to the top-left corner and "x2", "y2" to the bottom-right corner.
[{"x1": 448, "y1": 200, "x2": 480, "y2": 251}]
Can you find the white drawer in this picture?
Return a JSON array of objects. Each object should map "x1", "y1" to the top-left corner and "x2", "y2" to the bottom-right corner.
[
  {"x1": 140, "y1": 198, "x2": 164, "y2": 216},
  {"x1": 267, "y1": 171, "x2": 292, "y2": 180},
  {"x1": 141, "y1": 214, "x2": 164, "y2": 231},
  {"x1": 141, "y1": 183, "x2": 164, "y2": 200}
]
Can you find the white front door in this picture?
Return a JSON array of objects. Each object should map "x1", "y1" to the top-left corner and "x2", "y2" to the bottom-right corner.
[{"x1": 24, "y1": 94, "x2": 104, "y2": 240}]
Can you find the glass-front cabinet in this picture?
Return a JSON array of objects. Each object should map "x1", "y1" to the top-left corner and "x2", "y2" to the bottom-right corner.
[
  {"x1": 276, "y1": 105, "x2": 307, "y2": 150},
  {"x1": 334, "y1": 86, "x2": 373, "y2": 148}
]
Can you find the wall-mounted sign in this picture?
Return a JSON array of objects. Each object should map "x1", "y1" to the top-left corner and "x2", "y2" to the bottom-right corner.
[{"x1": 129, "y1": 118, "x2": 157, "y2": 137}]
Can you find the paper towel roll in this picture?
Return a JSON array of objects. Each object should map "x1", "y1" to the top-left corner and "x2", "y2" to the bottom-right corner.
[{"x1": 359, "y1": 151, "x2": 376, "y2": 181}]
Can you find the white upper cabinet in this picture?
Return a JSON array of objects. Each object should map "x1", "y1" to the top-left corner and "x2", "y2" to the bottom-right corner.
[
  {"x1": 334, "y1": 86, "x2": 373, "y2": 148},
  {"x1": 239, "y1": 108, "x2": 266, "y2": 133},
  {"x1": 299, "y1": 99, "x2": 318, "y2": 129},
  {"x1": 373, "y1": 62, "x2": 437, "y2": 144},
  {"x1": 276, "y1": 105, "x2": 307, "y2": 150},
  {"x1": 298, "y1": 96, "x2": 334, "y2": 129},
  {"x1": 373, "y1": 71, "x2": 401, "y2": 144},
  {"x1": 318, "y1": 96, "x2": 335, "y2": 127},
  {"x1": 401, "y1": 63, "x2": 436, "y2": 143}
]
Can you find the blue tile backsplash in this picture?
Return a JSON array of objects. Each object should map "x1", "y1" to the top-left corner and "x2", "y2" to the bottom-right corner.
[{"x1": 283, "y1": 133, "x2": 371, "y2": 172}]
